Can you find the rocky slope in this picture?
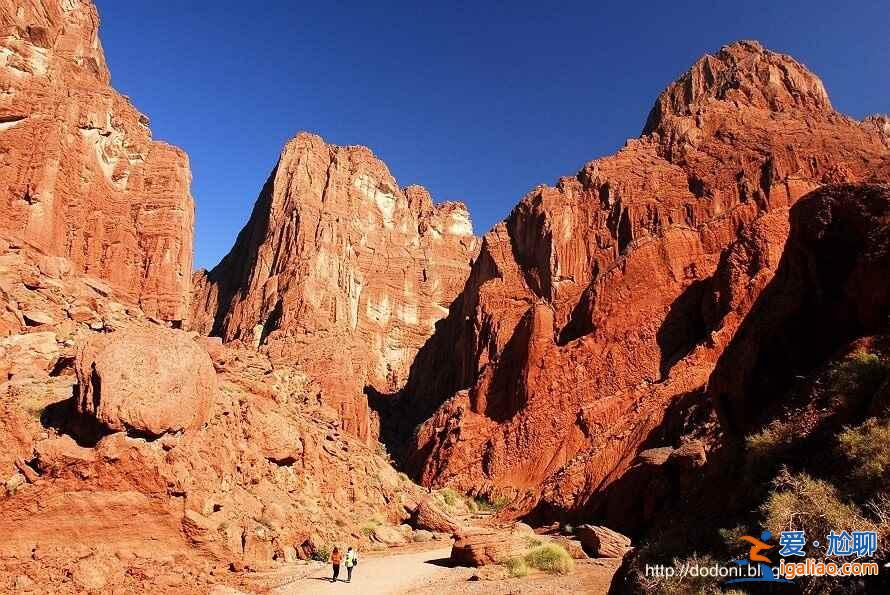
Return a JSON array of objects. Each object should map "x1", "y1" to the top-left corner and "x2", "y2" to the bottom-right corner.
[
  {"x1": 0, "y1": 0, "x2": 193, "y2": 323},
  {"x1": 191, "y1": 132, "x2": 478, "y2": 440},
  {"x1": 399, "y1": 41, "x2": 890, "y2": 526},
  {"x1": 0, "y1": 236, "x2": 438, "y2": 593}
]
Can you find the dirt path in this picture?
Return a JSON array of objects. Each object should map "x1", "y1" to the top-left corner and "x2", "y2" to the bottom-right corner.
[
  {"x1": 268, "y1": 545, "x2": 620, "y2": 595},
  {"x1": 272, "y1": 547, "x2": 460, "y2": 595}
]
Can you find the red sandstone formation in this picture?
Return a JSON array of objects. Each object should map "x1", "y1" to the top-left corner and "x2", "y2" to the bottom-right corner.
[
  {"x1": 0, "y1": 0, "x2": 194, "y2": 323},
  {"x1": 404, "y1": 41, "x2": 890, "y2": 523},
  {"x1": 191, "y1": 132, "x2": 478, "y2": 439},
  {"x1": 0, "y1": 235, "x2": 435, "y2": 592}
]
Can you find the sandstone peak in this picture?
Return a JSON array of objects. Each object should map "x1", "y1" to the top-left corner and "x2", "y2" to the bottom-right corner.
[
  {"x1": 643, "y1": 39, "x2": 832, "y2": 135},
  {"x1": 191, "y1": 132, "x2": 479, "y2": 440},
  {"x1": 401, "y1": 41, "x2": 889, "y2": 528}
]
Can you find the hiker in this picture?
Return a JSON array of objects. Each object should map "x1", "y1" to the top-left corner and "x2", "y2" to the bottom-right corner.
[
  {"x1": 330, "y1": 546, "x2": 342, "y2": 582},
  {"x1": 345, "y1": 546, "x2": 359, "y2": 582}
]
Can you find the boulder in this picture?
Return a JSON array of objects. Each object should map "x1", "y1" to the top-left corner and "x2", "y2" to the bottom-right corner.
[
  {"x1": 636, "y1": 447, "x2": 673, "y2": 466},
  {"x1": 668, "y1": 440, "x2": 707, "y2": 469},
  {"x1": 35, "y1": 435, "x2": 97, "y2": 478},
  {"x1": 22, "y1": 310, "x2": 55, "y2": 326},
  {"x1": 370, "y1": 525, "x2": 407, "y2": 545},
  {"x1": 450, "y1": 525, "x2": 527, "y2": 567},
  {"x1": 0, "y1": 331, "x2": 59, "y2": 378},
  {"x1": 75, "y1": 326, "x2": 217, "y2": 437},
  {"x1": 576, "y1": 525, "x2": 631, "y2": 558},
  {"x1": 412, "y1": 496, "x2": 461, "y2": 533}
]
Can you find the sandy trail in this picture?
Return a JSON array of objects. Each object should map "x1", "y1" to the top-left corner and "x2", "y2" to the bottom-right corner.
[{"x1": 273, "y1": 547, "x2": 457, "y2": 595}]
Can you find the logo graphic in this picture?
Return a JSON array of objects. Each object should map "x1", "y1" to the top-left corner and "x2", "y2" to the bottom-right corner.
[{"x1": 724, "y1": 530, "x2": 794, "y2": 585}]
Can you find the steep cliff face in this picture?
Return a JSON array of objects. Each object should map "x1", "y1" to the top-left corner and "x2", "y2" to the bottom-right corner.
[
  {"x1": 192, "y1": 132, "x2": 478, "y2": 439},
  {"x1": 402, "y1": 41, "x2": 890, "y2": 520},
  {"x1": 0, "y1": 0, "x2": 193, "y2": 322}
]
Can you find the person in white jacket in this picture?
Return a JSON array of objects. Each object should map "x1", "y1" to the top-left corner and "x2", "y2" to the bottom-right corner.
[{"x1": 344, "y1": 546, "x2": 359, "y2": 583}]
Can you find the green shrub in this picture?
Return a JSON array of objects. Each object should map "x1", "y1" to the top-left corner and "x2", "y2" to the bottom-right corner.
[
  {"x1": 523, "y1": 535, "x2": 543, "y2": 548},
  {"x1": 839, "y1": 418, "x2": 890, "y2": 486},
  {"x1": 471, "y1": 494, "x2": 511, "y2": 512},
  {"x1": 523, "y1": 543, "x2": 574, "y2": 575},
  {"x1": 311, "y1": 544, "x2": 331, "y2": 562},
  {"x1": 825, "y1": 350, "x2": 889, "y2": 408},
  {"x1": 439, "y1": 487, "x2": 460, "y2": 507},
  {"x1": 746, "y1": 421, "x2": 793, "y2": 461},
  {"x1": 360, "y1": 517, "x2": 382, "y2": 536},
  {"x1": 503, "y1": 556, "x2": 529, "y2": 577}
]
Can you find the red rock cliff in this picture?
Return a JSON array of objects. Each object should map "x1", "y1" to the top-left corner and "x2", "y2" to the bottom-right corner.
[
  {"x1": 402, "y1": 41, "x2": 890, "y2": 518},
  {"x1": 191, "y1": 132, "x2": 478, "y2": 440},
  {"x1": 0, "y1": 0, "x2": 194, "y2": 322}
]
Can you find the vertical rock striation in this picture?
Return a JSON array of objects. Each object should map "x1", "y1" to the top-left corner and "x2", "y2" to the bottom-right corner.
[
  {"x1": 191, "y1": 132, "x2": 478, "y2": 439},
  {"x1": 0, "y1": 0, "x2": 194, "y2": 322}
]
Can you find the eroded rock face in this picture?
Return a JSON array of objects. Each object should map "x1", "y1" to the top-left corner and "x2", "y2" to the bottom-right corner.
[
  {"x1": 191, "y1": 132, "x2": 478, "y2": 439},
  {"x1": 403, "y1": 41, "x2": 890, "y2": 521},
  {"x1": 75, "y1": 326, "x2": 217, "y2": 437},
  {"x1": 0, "y1": 0, "x2": 194, "y2": 323}
]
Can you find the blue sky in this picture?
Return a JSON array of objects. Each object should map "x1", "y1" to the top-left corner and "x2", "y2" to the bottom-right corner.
[{"x1": 94, "y1": 1, "x2": 889, "y2": 270}]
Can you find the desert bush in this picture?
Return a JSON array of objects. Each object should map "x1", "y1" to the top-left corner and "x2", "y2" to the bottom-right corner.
[
  {"x1": 761, "y1": 468, "x2": 872, "y2": 544},
  {"x1": 502, "y1": 555, "x2": 529, "y2": 577},
  {"x1": 746, "y1": 421, "x2": 794, "y2": 461},
  {"x1": 470, "y1": 494, "x2": 510, "y2": 512},
  {"x1": 311, "y1": 544, "x2": 331, "y2": 562},
  {"x1": 637, "y1": 552, "x2": 726, "y2": 595},
  {"x1": 523, "y1": 535, "x2": 544, "y2": 548},
  {"x1": 360, "y1": 517, "x2": 382, "y2": 536},
  {"x1": 523, "y1": 543, "x2": 574, "y2": 575},
  {"x1": 438, "y1": 487, "x2": 460, "y2": 507},
  {"x1": 839, "y1": 417, "x2": 890, "y2": 487},
  {"x1": 825, "y1": 350, "x2": 889, "y2": 408}
]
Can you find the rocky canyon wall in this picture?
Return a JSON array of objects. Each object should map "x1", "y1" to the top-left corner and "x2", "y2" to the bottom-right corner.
[
  {"x1": 400, "y1": 41, "x2": 890, "y2": 522},
  {"x1": 191, "y1": 133, "x2": 478, "y2": 439},
  {"x1": 0, "y1": 0, "x2": 193, "y2": 322}
]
